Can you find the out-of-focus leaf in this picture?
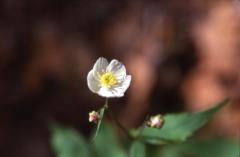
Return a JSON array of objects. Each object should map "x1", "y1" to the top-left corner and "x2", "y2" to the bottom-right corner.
[
  {"x1": 50, "y1": 124, "x2": 90, "y2": 157},
  {"x1": 159, "y1": 138, "x2": 239, "y2": 157},
  {"x1": 134, "y1": 99, "x2": 229, "y2": 145},
  {"x1": 92, "y1": 122, "x2": 127, "y2": 157},
  {"x1": 130, "y1": 141, "x2": 146, "y2": 157}
]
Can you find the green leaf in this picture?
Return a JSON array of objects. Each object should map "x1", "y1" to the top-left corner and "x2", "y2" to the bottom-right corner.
[
  {"x1": 130, "y1": 141, "x2": 146, "y2": 157},
  {"x1": 159, "y1": 138, "x2": 239, "y2": 157},
  {"x1": 92, "y1": 122, "x2": 127, "y2": 157},
  {"x1": 50, "y1": 124, "x2": 90, "y2": 157},
  {"x1": 136, "y1": 99, "x2": 229, "y2": 145}
]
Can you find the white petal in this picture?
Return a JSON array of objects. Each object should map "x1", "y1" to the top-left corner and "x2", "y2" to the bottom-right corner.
[
  {"x1": 87, "y1": 70, "x2": 101, "y2": 93},
  {"x1": 98, "y1": 75, "x2": 131, "y2": 98},
  {"x1": 107, "y1": 59, "x2": 126, "y2": 79},
  {"x1": 115, "y1": 75, "x2": 131, "y2": 94},
  {"x1": 93, "y1": 57, "x2": 108, "y2": 78},
  {"x1": 97, "y1": 87, "x2": 124, "y2": 98}
]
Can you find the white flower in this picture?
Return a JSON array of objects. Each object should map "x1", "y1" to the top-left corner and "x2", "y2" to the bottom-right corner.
[
  {"x1": 87, "y1": 57, "x2": 131, "y2": 98},
  {"x1": 147, "y1": 114, "x2": 164, "y2": 128}
]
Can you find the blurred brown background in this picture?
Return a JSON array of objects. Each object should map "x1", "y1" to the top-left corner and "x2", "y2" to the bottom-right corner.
[{"x1": 0, "y1": 0, "x2": 240, "y2": 156}]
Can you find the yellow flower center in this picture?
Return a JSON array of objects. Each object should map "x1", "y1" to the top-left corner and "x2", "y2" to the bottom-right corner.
[{"x1": 99, "y1": 72, "x2": 118, "y2": 88}]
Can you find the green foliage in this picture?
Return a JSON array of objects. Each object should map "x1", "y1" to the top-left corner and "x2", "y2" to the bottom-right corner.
[
  {"x1": 91, "y1": 122, "x2": 127, "y2": 157},
  {"x1": 50, "y1": 122, "x2": 127, "y2": 157},
  {"x1": 133, "y1": 99, "x2": 229, "y2": 145},
  {"x1": 50, "y1": 124, "x2": 90, "y2": 157},
  {"x1": 130, "y1": 141, "x2": 146, "y2": 157},
  {"x1": 158, "y1": 138, "x2": 239, "y2": 157},
  {"x1": 50, "y1": 99, "x2": 233, "y2": 157}
]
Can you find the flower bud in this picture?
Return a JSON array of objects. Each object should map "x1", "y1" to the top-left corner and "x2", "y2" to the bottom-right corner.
[
  {"x1": 89, "y1": 111, "x2": 100, "y2": 123},
  {"x1": 147, "y1": 114, "x2": 164, "y2": 128}
]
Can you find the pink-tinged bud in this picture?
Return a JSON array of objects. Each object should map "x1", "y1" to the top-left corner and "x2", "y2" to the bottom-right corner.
[
  {"x1": 147, "y1": 114, "x2": 164, "y2": 128},
  {"x1": 89, "y1": 111, "x2": 100, "y2": 123}
]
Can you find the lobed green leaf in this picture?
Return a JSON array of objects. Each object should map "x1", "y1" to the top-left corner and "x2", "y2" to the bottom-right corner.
[
  {"x1": 50, "y1": 124, "x2": 90, "y2": 157},
  {"x1": 91, "y1": 122, "x2": 127, "y2": 157},
  {"x1": 158, "y1": 138, "x2": 239, "y2": 157},
  {"x1": 135, "y1": 99, "x2": 229, "y2": 145}
]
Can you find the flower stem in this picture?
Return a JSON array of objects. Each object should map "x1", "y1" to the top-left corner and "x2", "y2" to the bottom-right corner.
[
  {"x1": 106, "y1": 106, "x2": 133, "y2": 140},
  {"x1": 92, "y1": 98, "x2": 108, "y2": 141},
  {"x1": 104, "y1": 98, "x2": 108, "y2": 109}
]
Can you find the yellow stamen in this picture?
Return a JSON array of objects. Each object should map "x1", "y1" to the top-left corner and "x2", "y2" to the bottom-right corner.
[{"x1": 99, "y1": 72, "x2": 118, "y2": 88}]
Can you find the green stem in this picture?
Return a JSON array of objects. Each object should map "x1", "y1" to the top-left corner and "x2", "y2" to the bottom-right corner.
[
  {"x1": 92, "y1": 98, "x2": 108, "y2": 141},
  {"x1": 92, "y1": 98, "x2": 133, "y2": 141},
  {"x1": 104, "y1": 98, "x2": 108, "y2": 109},
  {"x1": 106, "y1": 106, "x2": 133, "y2": 140},
  {"x1": 136, "y1": 115, "x2": 149, "y2": 139}
]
